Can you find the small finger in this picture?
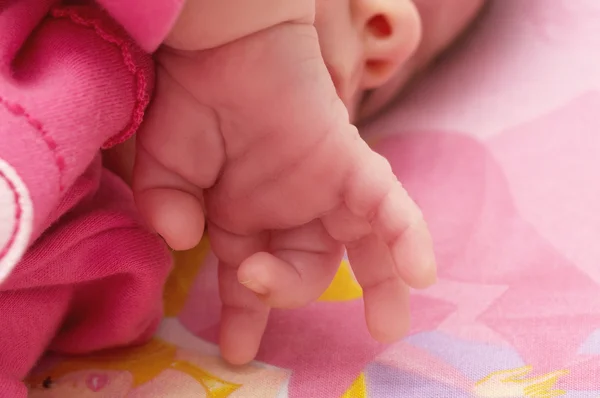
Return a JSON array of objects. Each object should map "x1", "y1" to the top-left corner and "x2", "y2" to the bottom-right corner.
[
  {"x1": 218, "y1": 262, "x2": 270, "y2": 365},
  {"x1": 341, "y1": 148, "x2": 436, "y2": 288},
  {"x1": 133, "y1": 145, "x2": 205, "y2": 250},
  {"x1": 324, "y1": 180, "x2": 435, "y2": 290},
  {"x1": 372, "y1": 182, "x2": 436, "y2": 289},
  {"x1": 132, "y1": 65, "x2": 223, "y2": 250},
  {"x1": 208, "y1": 223, "x2": 271, "y2": 364},
  {"x1": 238, "y1": 222, "x2": 343, "y2": 308},
  {"x1": 347, "y1": 233, "x2": 411, "y2": 343}
]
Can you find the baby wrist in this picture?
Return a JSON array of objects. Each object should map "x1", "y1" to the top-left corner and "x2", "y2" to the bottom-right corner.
[{"x1": 164, "y1": 0, "x2": 316, "y2": 51}]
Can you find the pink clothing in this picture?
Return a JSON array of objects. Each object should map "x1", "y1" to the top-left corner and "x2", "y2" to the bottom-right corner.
[
  {"x1": 0, "y1": 158, "x2": 171, "y2": 396},
  {"x1": 0, "y1": 2, "x2": 179, "y2": 394},
  {"x1": 0, "y1": 0, "x2": 181, "y2": 282}
]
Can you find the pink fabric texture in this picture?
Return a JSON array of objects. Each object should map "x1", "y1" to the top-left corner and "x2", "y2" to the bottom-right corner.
[
  {"x1": 0, "y1": 0, "x2": 180, "y2": 283},
  {"x1": 0, "y1": 158, "x2": 171, "y2": 397},
  {"x1": 0, "y1": 3, "x2": 174, "y2": 395}
]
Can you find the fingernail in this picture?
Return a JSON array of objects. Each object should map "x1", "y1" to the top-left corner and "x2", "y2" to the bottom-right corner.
[{"x1": 239, "y1": 279, "x2": 269, "y2": 295}]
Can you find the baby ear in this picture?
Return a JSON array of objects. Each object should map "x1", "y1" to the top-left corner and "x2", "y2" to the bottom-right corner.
[{"x1": 355, "y1": 0, "x2": 422, "y2": 89}]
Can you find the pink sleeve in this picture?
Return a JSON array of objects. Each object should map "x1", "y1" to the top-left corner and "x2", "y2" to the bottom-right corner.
[
  {"x1": 0, "y1": 4, "x2": 155, "y2": 282},
  {"x1": 97, "y1": 0, "x2": 185, "y2": 52}
]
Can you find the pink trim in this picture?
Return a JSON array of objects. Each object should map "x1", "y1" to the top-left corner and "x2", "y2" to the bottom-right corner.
[
  {"x1": 0, "y1": 169, "x2": 21, "y2": 260},
  {"x1": 50, "y1": 6, "x2": 151, "y2": 149},
  {"x1": 0, "y1": 97, "x2": 65, "y2": 191}
]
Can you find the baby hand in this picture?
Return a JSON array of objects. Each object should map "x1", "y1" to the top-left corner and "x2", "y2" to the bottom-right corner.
[{"x1": 133, "y1": 22, "x2": 436, "y2": 364}]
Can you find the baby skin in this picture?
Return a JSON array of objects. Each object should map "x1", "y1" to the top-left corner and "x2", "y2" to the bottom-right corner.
[
  {"x1": 132, "y1": 0, "x2": 485, "y2": 364},
  {"x1": 134, "y1": 0, "x2": 434, "y2": 365}
]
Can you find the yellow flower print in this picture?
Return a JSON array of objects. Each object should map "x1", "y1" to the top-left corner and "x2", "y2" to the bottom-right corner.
[{"x1": 473, "y1": 366, "x2": 569, "y2": 397}]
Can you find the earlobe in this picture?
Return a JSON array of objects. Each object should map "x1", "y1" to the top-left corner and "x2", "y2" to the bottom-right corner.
[
  {"x1": 357, "y1": 0, "x2": 421, "y2": 89},
  {"x1": 363, "y1": 59, "x2": 397, "y2": 89}
]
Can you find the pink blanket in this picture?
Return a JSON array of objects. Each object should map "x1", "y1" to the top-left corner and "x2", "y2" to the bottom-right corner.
[{"x1": 27, "y1": 1, "x2": 600, "y2": 396}]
